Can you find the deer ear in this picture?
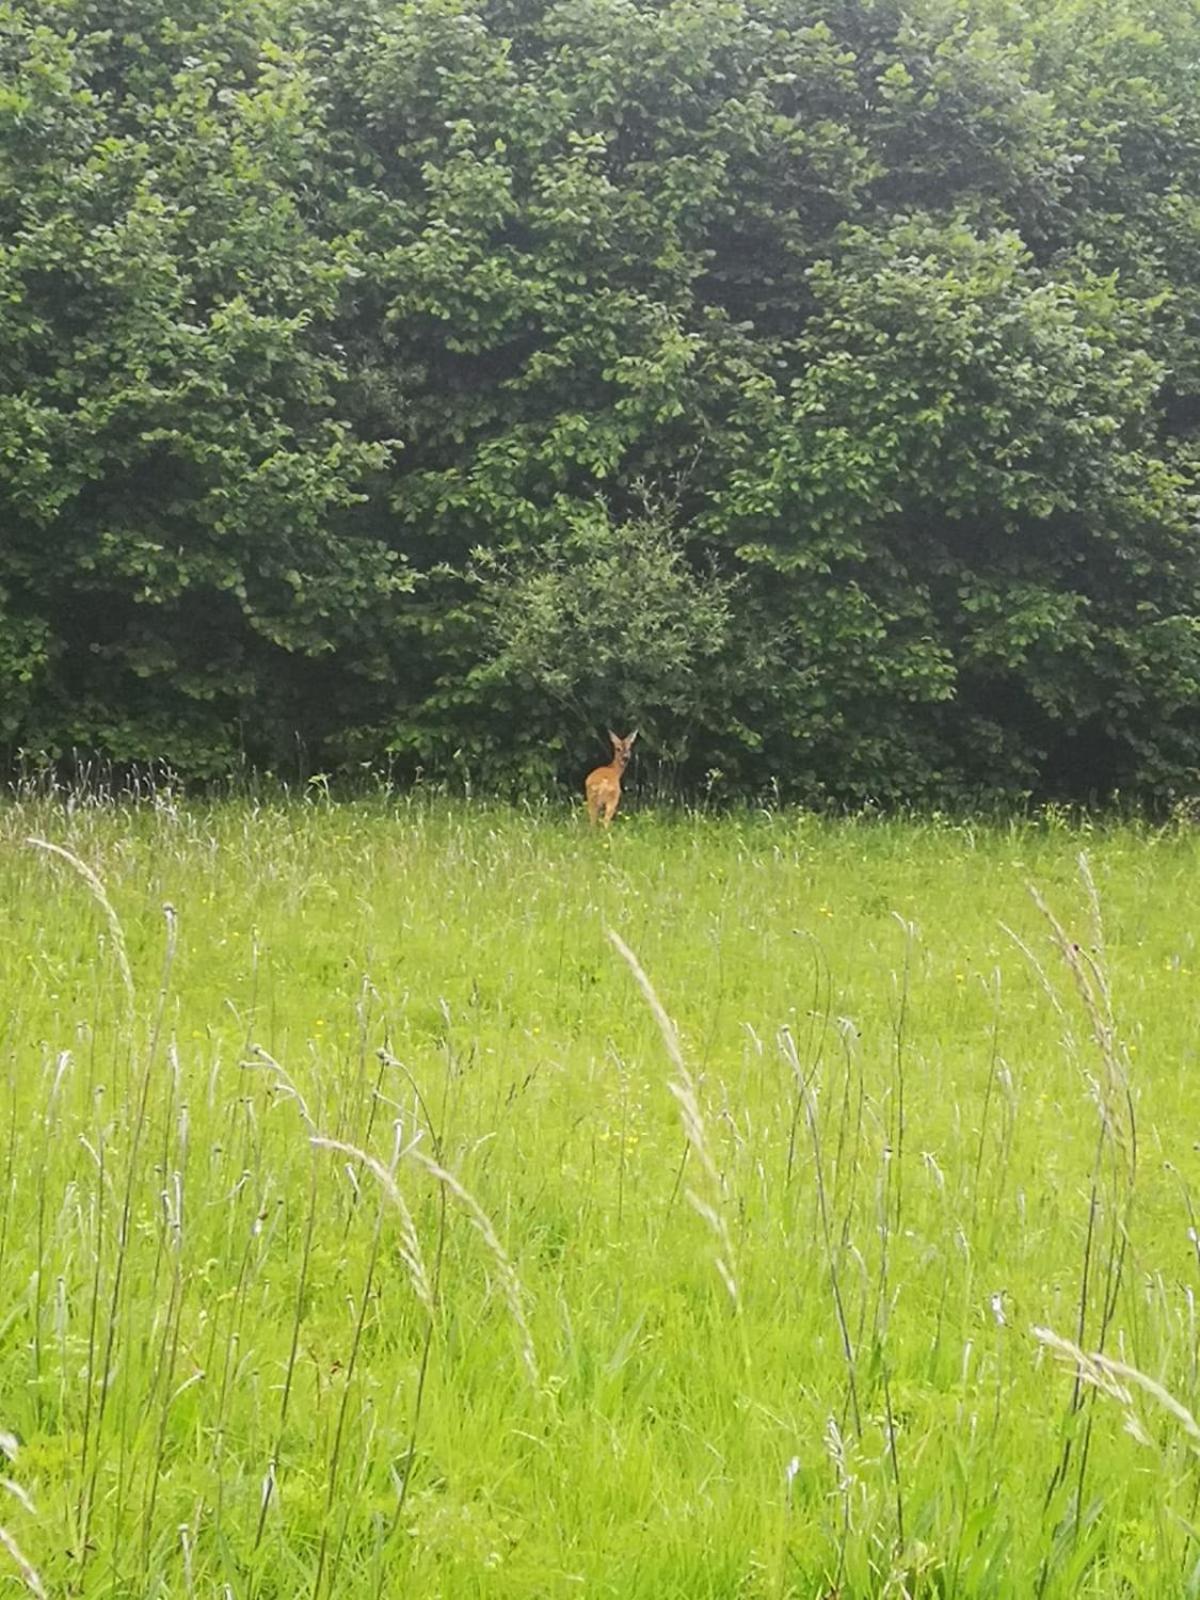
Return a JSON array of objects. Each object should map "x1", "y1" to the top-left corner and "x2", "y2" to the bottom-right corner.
[
  {"x1": 628, "y1": 730, "x2": 638, "y2": 745},
  {"x1": 608, "y1": 730, "x2": 620, "y2": 745}
]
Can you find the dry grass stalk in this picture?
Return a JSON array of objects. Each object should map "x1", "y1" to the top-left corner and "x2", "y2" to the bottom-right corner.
[
  {"x1": 245, "y1": 1048, "x2": 315, "y2": 1131},
  {"x1": 1033, "y1": 1325, "x2": 1200, "y2": 1453},
  {"x1": 1026, "y1": 854, "x2": 1135, "y2": 1163},
  {"x1": 0, "y1": 1524, "x2": 45, "y2": 1599},
  {"x1": 310, "y1": 1134, "x2": 434, "y2": 1318},
  {"x1": 607, "y1": 929, "x2": 740, "y2": 1304},
  {"x1": 406, "y1": 1146, "x2": 540, "y2": 1388},
  {"x1": 25, "y1": 836, "x2": 135, "y2": 1006},
  {"x1": 0, "y1": 1480, "x2": 36, "y2": 1517}
]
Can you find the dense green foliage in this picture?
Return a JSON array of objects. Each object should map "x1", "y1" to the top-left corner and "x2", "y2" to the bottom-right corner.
[{"x1": 3, "y1": 0, "x2": 1200, "y2": 799}]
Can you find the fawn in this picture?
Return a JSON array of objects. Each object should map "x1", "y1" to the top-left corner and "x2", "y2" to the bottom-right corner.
[{"x1": 585, "y1": 730, "x2": 638, "y2": 825}]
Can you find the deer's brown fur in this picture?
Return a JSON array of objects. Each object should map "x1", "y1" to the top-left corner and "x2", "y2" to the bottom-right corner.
[{"x1": 585, "y1": 730, "x2": 637, "y2": 825}]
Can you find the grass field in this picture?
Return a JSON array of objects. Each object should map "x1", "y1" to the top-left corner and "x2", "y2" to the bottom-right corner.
[{"x1": 2, "y1": 794, "x2": 1200, "y2": 1597}]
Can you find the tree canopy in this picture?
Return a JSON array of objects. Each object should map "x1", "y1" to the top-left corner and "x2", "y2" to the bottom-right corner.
[{"x1": 3, "y1": 0, "x2": 1199, "y2": 801}]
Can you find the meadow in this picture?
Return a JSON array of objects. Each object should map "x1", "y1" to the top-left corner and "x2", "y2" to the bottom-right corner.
[{"x1": 2, "y1": 792, "x2": 1200, "y2": 1598}]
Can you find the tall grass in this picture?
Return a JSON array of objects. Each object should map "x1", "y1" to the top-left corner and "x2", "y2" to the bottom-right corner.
[{"x1": 2, "y1": 794, "x2": 1200, "y2": 1596}]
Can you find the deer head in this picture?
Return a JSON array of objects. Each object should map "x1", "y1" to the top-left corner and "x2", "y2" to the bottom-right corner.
[{"x1": 607, "y1": 730, "x2": 638, "y2": 770}]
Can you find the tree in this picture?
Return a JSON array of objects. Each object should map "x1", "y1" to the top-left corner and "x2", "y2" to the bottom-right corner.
[
  {"x1": 0, "y1": 0, "x2": 403, "y2": 772},
  {"x1": 3, "y1": 0, "x2": 1199, "y2": 802},
  {"x1": 466, "y1": 502, "x2": 734, "y2": 783}
]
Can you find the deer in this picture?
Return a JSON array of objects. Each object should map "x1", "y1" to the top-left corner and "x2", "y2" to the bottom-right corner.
[{"x1": 585, "y1": 730, "x2": 638, "y2": 826}]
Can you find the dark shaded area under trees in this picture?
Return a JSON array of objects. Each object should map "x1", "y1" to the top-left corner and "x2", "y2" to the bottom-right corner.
[{"x1": 3, "y1": 0, "x2": 1200, "y2": 803}]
